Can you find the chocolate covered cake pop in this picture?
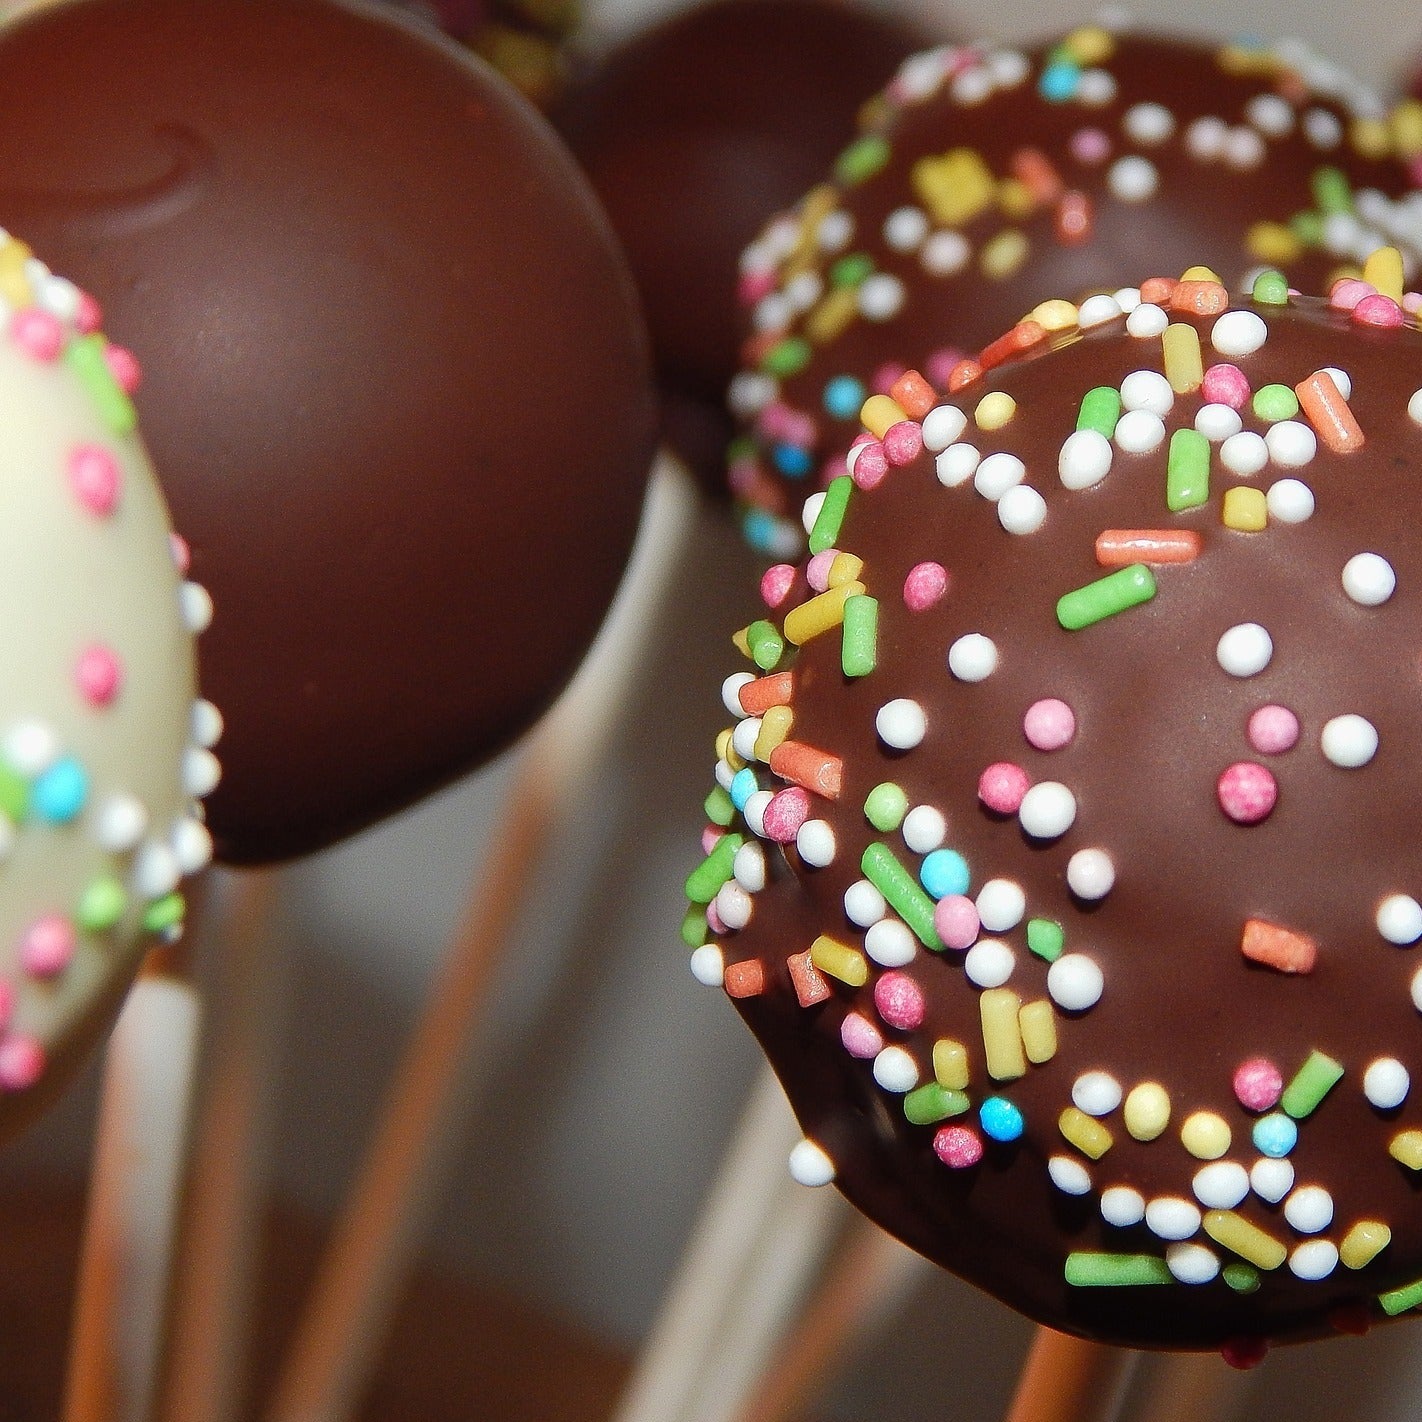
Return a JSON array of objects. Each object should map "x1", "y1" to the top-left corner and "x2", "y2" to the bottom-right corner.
[
  {"x1": 730, "y1": 23, "x2": 1422, "y2": 556},
  {"x1": 0, "y1": 0, "x2": 657, "y2": 864},
  {"x1": 0, "y1": 233, "x2": 215, "y2": 1140},
  {"x1": 687, "y1": 255, "x2": 1422, "y2": 1353},
  {"x1": 555, "y1": 0, "x2": 932, "y2": 489}
]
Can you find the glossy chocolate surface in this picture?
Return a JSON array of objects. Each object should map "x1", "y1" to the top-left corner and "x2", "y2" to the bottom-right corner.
[
  {"x1": 555, "y1": 0, "x2": 931, "y2": 491},
  {"x1": 698, "y1": 289, "x2": 1422, "y2": 1348},
  {"x1": 0, "y1": 0, "x2": 656, "y2": 863},
  {"x1": 730, "y1": 30, "x2": 1422, "y2": 554}
]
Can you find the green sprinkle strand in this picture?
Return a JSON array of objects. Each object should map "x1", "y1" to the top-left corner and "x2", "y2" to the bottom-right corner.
[
  {"x1": 78, "y1": 876, "x2": 128, "y2": 933},
  {"x1": 1281, "y1": 1049, "x2": 1344, "y2": 1119},
  {"x1": 1027, "y1": 918, "x2": 1065, "y2": 962},
  {"x1": 1312, "y1": 165, "x2": 1353, "y2": 216},
  {"x1": 1065, "y1": 1252, "x2": 1173, "y2": 1287},
  {"x1": 835, "y1": 134, "x2": 890, "y2": 185},
  {"x1": 809, "y1": 476, "x2": 853, "y2": 555},
  {"x1": 904, "y1": 1083, "x2": 970, "y2": 1125},
  {"x1": 1223, "y1": 1262, "x2": 1262, "y2": 1294},
  {"x1": 841, "y1": 594, "x2": 878, "y2": 677},
  {"x1": 762, "y1": 337, "x2": 812, "y2": 378},
  {"x1": 1166, "y1": 427, "x2": 1210, "y2": 512},
  {"x1": 142, "y1": 892, "x2": 186, "y2": 935},
  {"x1": 685, "y1": 833, "x2": 744, "y2": 905},
  {"x1": 830, "y1": 253, "x2": 875, "y2": 289},
  {"x1": 703, "y1": 786, "x2": 734, "y2": 827},
  {"x1": 745, "y1": 619, "x2": 785, "y2": 671},
  {"x1": 0, "y1": 764, "x2": 27, "y2": 824},
  {"x1": 861, "y1": 842, "x2": 944, "y2": 950},
  {"x1": 680, "y1": 905, "x2": 709, "y2": 948},
  {"x1": 1056, "y1": 564, "x2": 1156, "y2": 631},
  {"x1": 1380, "y1": 1277, "x2": 1422, "y2": 1316},
  {"x1": 66, "y1": 334, "x2": 136, "y2": 435},
  {"x1": 1076, "y1": 386, "x2": 1121, "y2": 438}
]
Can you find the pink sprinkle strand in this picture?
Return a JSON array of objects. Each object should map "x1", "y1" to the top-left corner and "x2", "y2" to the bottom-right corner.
[
  {"x1": 0, "y1": 1035, "x2": 45, "y2": 1092},
  {"x1": 1023, "y1": 697, "x2": 1076, "y2": 751},
  {"x1": 1248, "y1": 704, "x2": 1300, "y2": 755},
  {"x1": 979, "y1": 762, "x2": 1030, "y2": 815},
  {"x1": 806, "y1": 549, "x2": 837, "y2": 593},
  {"x1": 933, "y1": 1124, "x2": 984, "y2": 1168},
  {"x1": 1218, "y1": 762, "x2": 1278, "y2": 824},
  {"x1": 874, "y1": 971, "x2": 926, "y2": 1031},
  {"x1": 21, "y1": 916, "x2": 77, "y2": 978},
  {"x1": 12, "y1": 307, "x2": 63, "y2": 361},
  {"x1": 763, "y1": 787, "x2": 811, "y2": 844},
  {"x1": 68, "y1": 444, "x2": 122, "y2": 516},
  {"x1": 903, "y1": 561, "x2": 948, "y2": 611},
  {"x1": 882, "y1": 420, "x2": 924, "y2": 466},
  {"x1": 105, "y1": 343, "x2": 142, "y2": 393},
  {"x1": 760, "y1": 564, "x2": 796, "y2": 609},
  {"x1": 933, "y1": 894, "x2": 980, "y2": 951},
  {"x1": 76, "y1": 645, "x2": 123, "y2": 707},
  {"x1": 1233, "y1": 1056, "x2": 1283, "y2": 1112},
  {"x1": 1202, "y1": 363, "x2": 1250, "y2": 409},
  {"x1": 841, "y1": 1011, "x2": 884, "y2": 1059}
]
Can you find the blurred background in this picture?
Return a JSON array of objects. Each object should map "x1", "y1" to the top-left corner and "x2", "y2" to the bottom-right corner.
[{"x1": 5, "y1": 0, "x2": 1422, "y2": 1419}]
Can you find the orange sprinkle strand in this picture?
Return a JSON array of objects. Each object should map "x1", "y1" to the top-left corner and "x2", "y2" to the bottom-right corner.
[
  {"x1": 1139, "y1": 276, "x2": 1177, "y2": 306},
  {"x1": 724, "y1": 958, "x2": 767, "y2": 998},
  {"x1": 739, "y1": 670, "x2": 794, "y2": 716},
  {"x1": 1170, "y1": 279, "x2": 1231, "y2": 316},
  {"x1": 1295, "y1": 370, "x2": 1365, "y2": 453},
  {"x1": 980, "y1": 320, "x2": 1046, "y2": 371},
  {"x1": 1095, "y1": 529, "x2": 1203, "y2": 566},
  {"x1": 1010, "y1": 147, "x2": 1064, "y2": 204},
  {"x1": 1056, "y1": 191, "x2": 1092, "y2": 244},
  {"x1": 1242, "y1": 919, "x2": 1318, "y2": 975},
  {"x1": 787, "y1": 949, "x2": 831, "y2": 1007},
  {"x1": 889, "y1": 368, "x2": 937, "y2": 419},
  {"x1": 947, "y1": 359, "x2": 983, "y2": 393},
  {"x1": 770, "y1": 740, "x2": 844, "y2": 799}
]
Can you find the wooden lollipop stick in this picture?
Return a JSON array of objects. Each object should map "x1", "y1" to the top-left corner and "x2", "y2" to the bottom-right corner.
[
  {"x1": 265, "y1": 458, "x2": 699, "y2": 1422},
  {"x1": 1005, "y1": 1329, "x2": 1141, "y2": 1422},
  {"x1": 1121, "y1": 1351, "x2": 1251, "y2": 1422},
  {"x1": 156, "y1": 866, "x2": 285, "y2": 1422},
  {"x1": 62, "y1": 951, "x2": 204, "y2": 1422}
]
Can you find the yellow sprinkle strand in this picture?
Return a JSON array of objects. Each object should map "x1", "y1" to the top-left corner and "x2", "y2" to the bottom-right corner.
[
  {"x1": 1340, "y1": 1220, "x2": 1391, "y2": 1269},
  {"x1": 981, "y1": 229, "x2": 1028, "y2": 280},
  {"x1": 1351, "y1": 115, "x2": 1391, "y2": 160},
  {"x1": 753, "y1": 705, "x2": 794, "y2": 761},
  {"x1": 1018, "y1": 999, "x2": 1057, "y2": 1064},
  {"x1": 1390, "y1": 1129, "x2": 1422, "y2": 1170},
  {"x1": 1222, "y1": 486, "x2": 1267, "y2": 531},
  {"x1": 0, "y1": 237, "x2": 32, "y2": 307},
  {"x1": 1203, "y1": 1211, "x2": 1288, "y2": 1270},
  {"x1": 1392, "y1": 99, "x2": 1422, "y2": 159},
  {"x1": 808, "y1": 935, "x2": 867, "y2": 987},
  {"x1": 1062, "y1": 24, "x2": 1113, "y2": 63},
  {"x1": 783, "y1": 581, "x2": 865, "y2": 646},
  {"x1": 1163, "y1": 323, "x2": 1204, "y2": 394},
  {"x1": 1026, "y1": 298, "x2": 1080, "y2": 332},
  {"x1": 1059, "y1": 1107, "x2": 1113, "y2": 1160},
  {"x1": 1363, "y1": 246, "x2": 1405, "y2": 304},
  {"x1": 980, "y1": 988, "x2": 1026, "y2": 1081},
  {"x1": 912, "y1": 148, "x2": 996, "y2": 226},
  {"x1": 932, "y1": 1038, "x2": 969, "y2": 1091},
  {"x1": 827, "y1": 552, "x2": 864, "y2": 588},
  {"x1": 806, "y1": 288, "x2": 859, "y2": 344},
  {"x1": 975, "y1": 391, "x2": 1017, "y2": 430},
  {"x1": 860, "y1": 393, "x2": 908, "y2": 438},
  {"x1": 1124, "y1": 1081, "x2": 1170, "y2": 1141}
]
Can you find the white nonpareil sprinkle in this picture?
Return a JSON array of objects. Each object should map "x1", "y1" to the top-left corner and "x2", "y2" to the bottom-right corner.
[
  {"x1": 1192, "y1": 1161, "x2": 1250, "y2": 1210},
  {"x1": 1059, "y1": 428, "x2": 1113, "y2": 489},
  {"x1": 1077, "y1": 68, "x2": 1117, "y2": 105},
  {"x1": 1048, "y1": 1156, "x2": 1092, "y2": 1196},
  {"x1": 921, "y1": 403, "x2": 967, "y2": 451},
  {"x1": 883, "y1": 206, "x2": 930, "y2": 252},
  {"x1": 865, "y1": 918, "x2": 917, "y2": 967},
  {"x1": 801, "y1": 490, "x2": 826, "y2": 535},
  {"x1": 1185, "y1": 115, "x2": 1227, "y2": 159},
  {"x1": 876, "y1": 698, "x2": 927, "y2": 749},
  {"x1": 858, "y1": 272, "x2": 905, "y2": 321},
  {"x1": 1342, "y1": 551, "x2": 1396, "y2": 605},
  {"x1": 974, "y1": 451, "x2": 1026, "y2": 500},
  {"x1": 1225, "y1": 126, "x2": 1265, "y2": 169},
  {"x1": 1195, "y1": 402, "x2": 1243, "y2": 442},
  {"x1": 1251, "y1": 1156, "x2": 1295, "y2": 1204},
  {"x1": 1283, "y1": 1185, "x2": 1334, "y2": 1234},
  {"x1": 1018, "y1": 781, "x2": 1077, "y2": 839},
  {"x1": 1410, "y1": 388, "x2": 1422, "y2": 426},
  {"x1": 5, "y1": 719, "x2": 58, "y2": 776},
  {"x1": 922, "y1": 230, "x2": 970, "y2": 276},
  {"x1": 1266, "y1": 478, "x2": 1315, "y2": 523},
  {"x1": 1100, "y1": 1186, "x2": 1145, "y2": 1226},
  {"x1": 732, "y1": 840, "x2": 766, "y2": 893},
  {"x1": 1220, "y1": 430, "x2": 1269, "y2": 476},
  {"x1": 742, "y1": 790, "x2": 771, "y2": 839},
  {"x1": 964, "y1": 937, "x2": 1015, "y2": 988},
  {"x1": 714, "y1": 880, "x2": 752, "y2": 931},
  {"x1": 730, "y1": 716, "x2": 761, "y2": 762},
  {"x1": 796, "y1": 818, "x2": 837, "y2": 867},
  {"x1": 1246, "y1": 93, "x2": 1294, "y2": 136},
  {"x1": 902, "y1": 804, "x2": 947, "y2": 853},
  {"x1": 873, "y1": 1045, "x2": 920, "y2": 1093},
  {"x1": 1125, "y1": 302, "x2": 1169, "y2": 338},
  {"x1": 1108, "y1": 155, "x2": 1157, "y2": 202},
  {"x1": 688, "y1": 944, "x2": 724, "y2": 987},
  {"x1": 844, "y1": 878, "x2": 886, "y2": 927},
  {"x1": 1072, "y1": 1071, "x2": 1123, "y2": 1117},
  {"x1": 789, "y1": 1139, "x2": 836, "y2": 1187},
  {"x1": 1266, "y1": 420, "x2": 1318, "y2": 468},
  {"x1": 935, "y1": 442, "x2": 980, "y2": 487},
  {"x1": 1304, "y1": 107, "x2": 1343, "y2": 149},
  {"x1": 816, "y1": 210, "x2": 853, "y2": 252},
  {"x1": 1364, "y1": 1057, "x2": 1411, "y2": 1109},
  {"x1": 1114, "y1": 408, "x2": 1166, "y2": 454},
  {"x1": 1377, "y1": 894, "x2": 1422, "y2": 945},
  {"x1": 975, "y1": 878, "x2": 1026, "y2": 932},
  {"x1": 1167, "y1": 1243, "x2": 1220, "y2": 1285},
  {"x1": 1320, "y1": 713, "x2": 1378, "y2": 768},
  {"x1": 1123, "y1": 101, "x2": 1175, "y2": 144},
  {"x1": 1145, "y1": 1196, "x2": 1201, "y2": 1241},
  {"x1": 1211, "y1": 309, "x2": 1268, "y2": 357},
  {"x1": 1289, "y1": 1240, "x2": 1339, "y2": 1281},
  {"x1": 1120, "y1": 368, "x2": 1174, "y2": 415},
  {"x1": 183, "y1": 748, "x2": 222, "y2": 798},
  {"x1": 1216, "y1": 622, "x2": 1273, "y2": 678},
  {"x1": 722, "y1": 672, "x2": 754, "y2": 716},
  {"x1": 1077, "y1": 293, "x2": 1122, "y2": 328},
  {"x1": 1066, "y1": 850, "x2": 1114, "y2": 902},
  {"x1": 1048, "y1": 952, "x2": 1104, "y2": 1010},
  {"x1": 998, "y1": 484, "x2": 1047, "y2": 535}
]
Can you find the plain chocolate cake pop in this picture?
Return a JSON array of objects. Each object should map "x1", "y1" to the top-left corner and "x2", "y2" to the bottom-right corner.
[
  {"x1": 0, "y1": 0, "x2": 657, "y2": 864},
  {"x1": 729, "y1": 23, "x2": 1422, "y2": 556},
  {"x1": 688, "y1": 255, "x2": 1422, "y2": 1354},
  {"x1": 555, "y1": 0, "x2": 932, "y2": 490}
]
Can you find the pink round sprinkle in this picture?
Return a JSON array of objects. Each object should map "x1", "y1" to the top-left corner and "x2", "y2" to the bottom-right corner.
[
  {"x1": 1353, "y1": 293, "x2": 1404, "y2": 328},
  {"x1": 1070, "y1": 127, "x2": 1111, "y2": 164},
  {"x1": 69, "y1": 443, "x2": 122, "y2": 516},
  {"x1": 882, "y1": 420, "x2": 924, "y2": 466},
  {"x1": 1233, "y1": 1056, "x2": 1283, "y2": 1112},
  {"x1": 851, "y1": 441, "x2": 889, "y2": 490},
  {"x1": 76, "y1": 644, "x2": 123, "y2": 707},
  {"x1": 903, "y1": 561, "x2": 948, "y2": 611},
  {"x1": 1247, "y1": 704, "x2": 1300, "y2": 755},
  {"x1": 1201, "y1": 363, "x2": 1250, "y2": 409},
  {"x1": 0, "y1": 1034, "x2": 45, "y2": 1092},
  {"x1": 760, "y1": 563, "x2": 796, "y2": 609},
  {"x1": 924, "y1": 347, "x2": 964, "y2": 388},
  {"x1": 871, "y1": 361, "x2": 906, "y2": 396},
  {"x1": 979, "y1": 762, "x2": 1030, "y2": 815},
  {"x1": 841, "y1": 1011, "x2": 884, "y2": 1059},
  {"x1": 806, "y1": 549, "x2": 837, "y2": 593},
  {"x1": 1023, "y1": 697, "x2": 1076, "y2": 751},
  {"x1": 11, "y1": 307, "x2": 63, "y2": 361},
  {"x1": 1328, "y1": 277, "x2": 1371, "y2": 311},
  {"x1": 1217, "y1": 762, "x2": 1277, "y2": 824},
  {"x1": 170, "y1": 532, "x2": 191, "y2": 574},
  {"x1": 933, "y1": 894, "x2": 980, "y2": 951},
  {"x1": 701, "y1": 825, "x2": 723, "y2": 856},
  {"x1": 21, "y1": 916, "x2": 77, "y2": 978},
  {"x1": 75, "y1": 290, "x2": 103, "y2": 334},
  {"x1": 105, "y1": 343, "x2": 142, "y2": 393},
  {"x1": 763, "y1": 787, "x2": 810, "y2": 844},
  {"x1": 1406, "y1": 292, "x2": 1422, "y2": 316},
  {"x1": 737, "y1": 270, "x2": 775, "y2": 307},
  {"x1": 933, "y1": 1124, "x2": 984, "y2": 1169},
  {"x1": 705, "y1": 901, "x2": 726, "y2": 934},
  {"x1": 874, "y1": 971, "x2": 925, "y2": 1031}
]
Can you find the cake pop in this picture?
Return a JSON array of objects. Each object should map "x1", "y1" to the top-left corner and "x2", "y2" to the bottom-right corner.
[
  {"x1": 730, "y1": 24, "x2": 1422, "y2": 555},
  {"x1": 0, "y1": 0, "x2": 657, "y2": 864},
  {"x1": 0, "y1": 232, "x2": 214, "y2": 1141},
  {"x1": 555, "y1": 0, "x2": 932, "y2": 490},
  {"x1": 689, "y1": 255, "x2": 1422, "y2": 1354}
]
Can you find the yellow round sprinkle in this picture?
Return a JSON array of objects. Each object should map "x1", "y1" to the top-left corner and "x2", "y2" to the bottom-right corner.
[
  {"x1": 1180, "y1": 1110, "x2": 1231, "y2": 1160},
  {"x1": 998, "y1": 177, "x2": 1035, "y2": 221},
  {"x1": 1062, "y1": 24, "x2": 1113, "y2": 64},
  {"x1": 1390, "y1": 1128, "x2": 1422, "y2": 1171},
  {"x1": 981, "y1": 229, "x2": 1028, "y2": 280},
  {"x1": 860, "y1": 393, "x2": 907, "y2": 439},
  {"x1": 1180, "y1": 264, "x2": 1222, "y2": 283},
  {"x1": 1124, "y1": 1082, "x2": 1171, "y2": 1141},
  {"x1": 1222, "y1": 486, "x2": 1267, "y2": 532},
  {"x1": 1026, "y1": 298, "x2": 1080, "y2": 333},
  {"x1": 1246, "y1": 221, "x2": 1301, "y2": 265},
  {"x1": 1351, "y1": 115, "x2": 1391, "y2": 160},
  {"x1": 1391, "y1": 100, "x2": 1422, "y2": 159},
  {"x1": 975, "y1": 391, "x2": 1017, "y2": 431}
]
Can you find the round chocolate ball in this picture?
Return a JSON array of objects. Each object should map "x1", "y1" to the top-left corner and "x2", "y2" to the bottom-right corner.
[
  {"x1": 0, "y1": 0, "x2": 657, "y2": 864},
  {"x1": 690, "y1": 264, "x2": 1422, "y2": 1351},
  {"x1": 555, "y1": 0, "x2": 933, "y2": 491},
  {"x1": 730, "y1": 25, "x2": 1422, "y2": 556}
]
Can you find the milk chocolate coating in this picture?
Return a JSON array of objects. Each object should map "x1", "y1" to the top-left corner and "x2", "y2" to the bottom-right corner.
[
  {"x1": 700, "y1": 291, "x2": 1422, "y2": 1348},
  {"x1": 554, "y1": 0, "x2": 932, "y2": 491},
  {"x1": 0, "y1": 0, "x2": 656, "y2": 863},
  {"x1": 730, "y1": 31, "x2": 1422, "y2": 553}
]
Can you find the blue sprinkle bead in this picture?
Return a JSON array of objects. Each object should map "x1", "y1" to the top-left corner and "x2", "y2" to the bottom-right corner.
[
  {"x1": 33, "y1": 756, "x2": 89, "y2": 824},
  {"x1": 1252, "y1": 1112, "x2": 1298, "y2": 1158},
  {"x1": 1038, "y1": 60, "x2": 1080, "y2": 101},
  {"x1": 742, "y1": 508, "x2": 783, "y2": 555},
  {"x1": 920, "y1": 848, "x2": 970, "y2": 899},
  {"x1": 824, "y1": 375, "x2": 867, "y2": 421},
  {"x1": 730, "y1": 767, "x2": 760, "y2": 812},
  {"x1": 772, "y1": 443, "x2": 814, "y2": 480},
  {"x1": 980, "y1": 1096, "x2": 1024, "y2": 1142}
]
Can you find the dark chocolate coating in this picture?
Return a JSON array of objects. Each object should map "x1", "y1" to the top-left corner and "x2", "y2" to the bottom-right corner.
[
  {"x1": 700, "y1": 290, "x2": 1422, "y2": 1348},
  {"x1": 730, "y1": 30, "x2": 1422, "y2": 553},
  {"x1": 0, "y1": 0, "x2": 656, "y2": 863},
  {"x1": 554, "y1": 0, "x2": 933, "y2": 491}
]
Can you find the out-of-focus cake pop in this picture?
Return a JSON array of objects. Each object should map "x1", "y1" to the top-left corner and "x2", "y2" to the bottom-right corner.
[
  {"x1": 688, "y1": 255, "x2": 1422, "y2": 1355},
  {"x1": 730, "y1": 24, "x2": 1422, "y2": 555},
  {"x1": 0, "y1": 0, "x2": 657, "y2": 864},
  {"x1": 555, "y1": 0, "x2": 934, "y2": 489},
  {"x1": 0, "y1": 231, "x2": 214, "y2": 1140}
]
